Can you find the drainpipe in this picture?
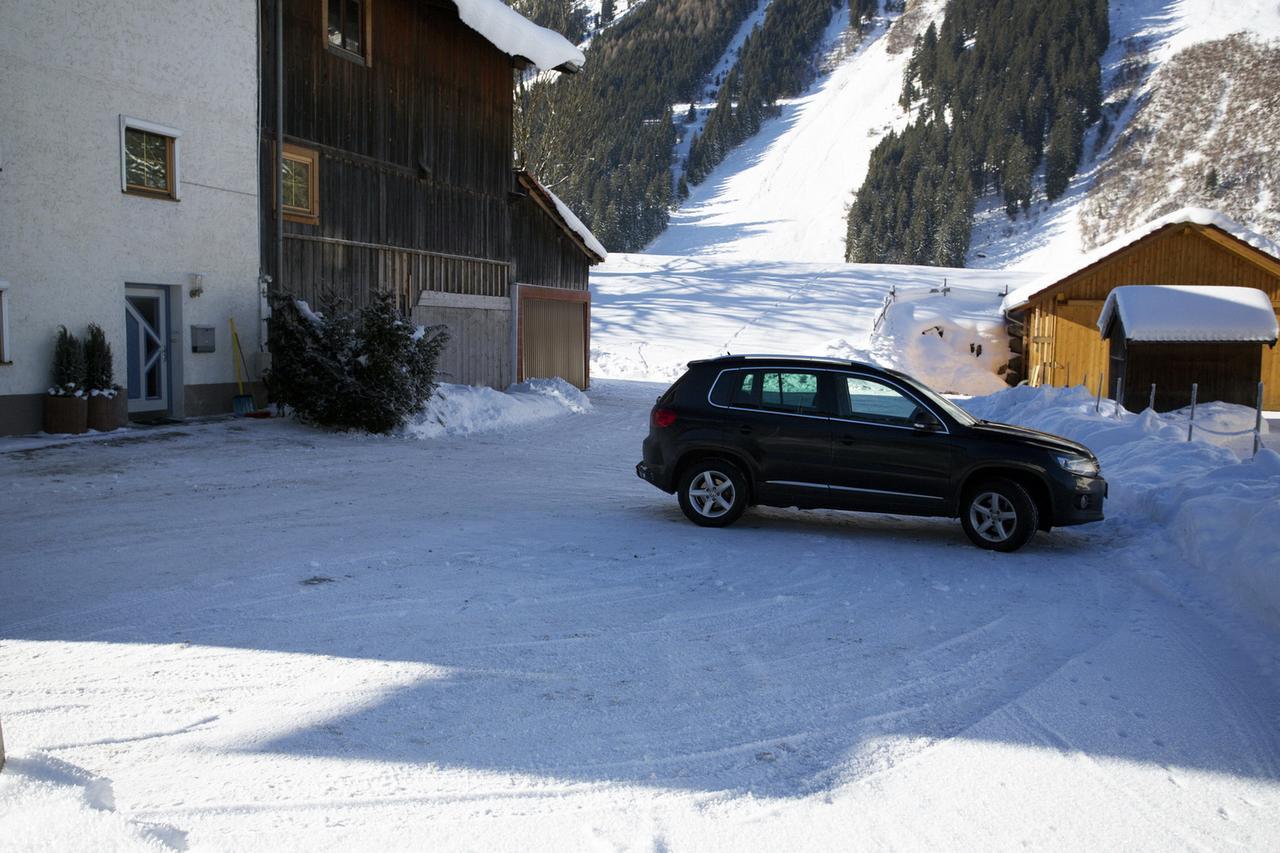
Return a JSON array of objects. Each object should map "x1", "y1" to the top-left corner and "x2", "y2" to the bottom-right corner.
[{"x1": 275, "y1": 0, "x2": 285, "y2": 298}]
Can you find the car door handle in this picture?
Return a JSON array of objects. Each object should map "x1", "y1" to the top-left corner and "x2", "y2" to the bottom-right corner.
[
  {"x1": 738, "y1": 425, "x2": 753, "y2": 435},
  {"x1": 840, "y1": 434, "x2": 856, "y2": 445}
]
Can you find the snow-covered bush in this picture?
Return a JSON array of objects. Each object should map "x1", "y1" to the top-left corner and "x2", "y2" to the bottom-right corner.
[
  {"x1": 266, "y1": 291, "x2": 449, "y2": 434},
  {"x1": 48, "y1": 326, "x2": 85, "y2": 397},
  {"x1": 83, "y1": 323, "x2": 120, "y2": 398}
]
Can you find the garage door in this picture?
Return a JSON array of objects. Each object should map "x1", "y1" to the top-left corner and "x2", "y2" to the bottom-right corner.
[{"x1": 522, "y1": 295, "x2": 587, "y2": 389}]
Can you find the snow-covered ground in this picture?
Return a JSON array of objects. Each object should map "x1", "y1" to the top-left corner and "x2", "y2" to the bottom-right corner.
[
  {"x1": 591, "y1": 253, "x2": 1032, "y2": 386},
  {"x1": 4, "y1": 378, "x2": 1280, "y2": 851},
  {"x1": 648, "y1": 2, "x2": 941, "y2": 261}
]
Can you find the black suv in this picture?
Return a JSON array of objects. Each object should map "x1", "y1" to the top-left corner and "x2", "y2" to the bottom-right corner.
[{"x1": 636, "y1": 355, "x2": 1106, "y2": 551}]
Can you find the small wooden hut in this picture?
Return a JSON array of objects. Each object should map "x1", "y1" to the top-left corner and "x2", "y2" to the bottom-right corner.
[{"x1": 1098, "y1": 286, "x2": 1278, "y2": 411}]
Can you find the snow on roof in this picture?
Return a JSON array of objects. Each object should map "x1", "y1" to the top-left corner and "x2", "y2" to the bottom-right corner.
[
  {"x1": 1098, "y1": 285, "x2": 1279, "y2": 343},
  {"x1": 1002, "y1": 208, "x2": 1280, "y2": 312},
  {"x1": 453, "y1": 0, "x2": 584, "y2": 72},
  {"x1": 519, "y1": 174, "x2": 607, "y2": 261}
]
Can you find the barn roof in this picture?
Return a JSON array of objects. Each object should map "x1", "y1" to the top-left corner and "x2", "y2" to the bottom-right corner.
[
  {"x1": 1002, "y1": 208, "x2": 1280, "y2": 312},
  {"x1": 516, "y1": 171, "x2": 608, "y2": 263},
  {"x1": 1098, "y1": 285, "x2": 1279, "y2": 343},
  {"x1": 453, "y1": 0, "x2": 585, "y2": 72}
]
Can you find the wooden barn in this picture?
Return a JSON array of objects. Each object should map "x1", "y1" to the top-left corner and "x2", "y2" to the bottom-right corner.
[
  {"x1": 1097, "y1": 286, "x2": 1278, "y2": 412},
  {"x1": 1002, "y1": 209, "x2": 1280, "y2": 408},
  {"x1": 259, "y1": 0, "x2": 602, "y2": 390}
]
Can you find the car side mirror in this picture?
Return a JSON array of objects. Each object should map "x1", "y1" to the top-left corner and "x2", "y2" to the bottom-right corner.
[{"x1": 912, "y1": 411, "x2": 942, "y2": 432}]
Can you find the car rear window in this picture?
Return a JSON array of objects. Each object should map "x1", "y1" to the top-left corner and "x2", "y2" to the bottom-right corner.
[{"x1": 709, "y1": 370, "x2": 754, "y2": 406}]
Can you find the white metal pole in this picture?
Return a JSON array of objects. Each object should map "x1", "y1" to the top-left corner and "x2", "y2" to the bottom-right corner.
[
  {"x1": 1148, "y1": 383, "x2": 1157, "y2": 412},
  {"x1": 1254, "y1": 381, "x2": 1265, "y2": 458},
  {"x1": 1188, "y1": 383, "x2": 1198, "y2": 442}
]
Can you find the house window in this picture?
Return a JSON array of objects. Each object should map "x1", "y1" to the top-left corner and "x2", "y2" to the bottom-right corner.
[
  {"x1": 281, "y1": 144, "x2": 320, "y2": 223},
  {"x1": 0, "y1": 283, "x2": 10, "y2": 364},
  {"x1": 326, "y1": 0, "x2": 370, "y2": 63},
  {"x1": 119, "y1": 116, "x2": 181, "y2": 200}
]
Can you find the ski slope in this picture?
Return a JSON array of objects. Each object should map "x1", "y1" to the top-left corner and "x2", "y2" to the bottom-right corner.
[{"x1": 647, "y1": 3, "x2": 940, "y2": 262}]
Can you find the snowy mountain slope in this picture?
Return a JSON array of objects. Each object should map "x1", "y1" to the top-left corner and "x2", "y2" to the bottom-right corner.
[
  {"x1": 647, "y1": 2, "x2": 941, "y2": 261},
  {"x1": 968, "y1": 0, "x2": 1280, "y2": 271}
]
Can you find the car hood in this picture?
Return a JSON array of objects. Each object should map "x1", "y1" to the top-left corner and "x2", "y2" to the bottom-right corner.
[{"x1": 968, "y1": 420, "x2": 1095, "y2": 458}]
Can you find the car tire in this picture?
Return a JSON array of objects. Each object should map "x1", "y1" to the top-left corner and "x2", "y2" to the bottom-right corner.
[
  {"x1": 960, "y1": 478, "x2": 1039, "y2": 552},
  {"x1": 677, "y1": 459, "x2": 748, "y2": 528}
]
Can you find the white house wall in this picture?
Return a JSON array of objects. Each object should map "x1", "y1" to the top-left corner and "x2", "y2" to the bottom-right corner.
[{"x1": 0, "y1": 0, "x2": 260, "y2": 432}]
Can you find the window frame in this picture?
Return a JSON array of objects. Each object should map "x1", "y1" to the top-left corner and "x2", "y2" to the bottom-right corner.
[
  {"x1": 0, "y1": 282, "x2": 11, "y2": 365},
  {"x1": 323, "y1": 0, "x2": 373, "y2": 65},
  {"x1": 838, "y1": 374, "x2": 924, "y2": 427},
  {"x1": 280, "y1": 143, "x2": 320, "y2": 224},
  {"x1": 119, "y1": 115, "x2": 182, "y2": 201}
]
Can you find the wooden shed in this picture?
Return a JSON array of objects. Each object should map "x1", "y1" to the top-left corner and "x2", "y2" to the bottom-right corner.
[
  {"x1": 1002, "y1": 209, "x2": 1280, "y2": 408},
  {"x1": 1098, "y1": 286, "x2": 1278, "y2": 412},
  {"x1": 510, "y1": 171, "x2": 607, "y2": 390}
]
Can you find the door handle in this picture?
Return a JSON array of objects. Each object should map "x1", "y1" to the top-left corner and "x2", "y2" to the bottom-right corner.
[
  {"x1": 840, "y1": 434, "x2": 856, "y2": 445},
  {"x1": 738, "y1": 425, "x2": 753, "y2": 435}
]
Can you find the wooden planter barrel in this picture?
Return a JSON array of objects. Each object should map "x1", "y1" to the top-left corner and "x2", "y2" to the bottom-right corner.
[
  {"x1": 87, "y1": 393, "x2": 128, "y2": 432},
  {"x1": 43, "y1": 395, "x2": 88, "y2": 435}
]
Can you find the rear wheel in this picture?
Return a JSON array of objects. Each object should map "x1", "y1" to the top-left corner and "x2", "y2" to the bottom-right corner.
[
  {"x1": 677, "y1": 459, "x2": 747, "y2": 528},
  {"x1": 960, "y1": 478, "x2": 1038, "y2": 552}
]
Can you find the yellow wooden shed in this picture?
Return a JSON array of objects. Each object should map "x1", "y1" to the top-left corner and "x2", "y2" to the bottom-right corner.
[{"x1": 1001, "y1": 209, "x2": 1280, "y2": 408}]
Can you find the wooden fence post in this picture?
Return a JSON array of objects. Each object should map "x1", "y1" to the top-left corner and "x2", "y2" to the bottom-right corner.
[
  {"x1": 1114, "y1": 377, "x2": 1124, "y2": 419},
  {"x1": 1095, "y1": 373, "x2": 1104, "y2": 413}
]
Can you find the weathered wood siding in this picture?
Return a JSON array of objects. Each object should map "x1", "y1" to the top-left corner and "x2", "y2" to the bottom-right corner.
[
  {"x1": 261, "y1": 0, "x2": 515, "y2": 310},
  {"x1": 411, "y1": 292, "x2": 512, "y2": 389},
  {"x1": 511, "y1": 194, "x2": 590, "y2": 290},
  {"x1": 1022, "y1": 224, "x2": 1280, "y2": 407}
]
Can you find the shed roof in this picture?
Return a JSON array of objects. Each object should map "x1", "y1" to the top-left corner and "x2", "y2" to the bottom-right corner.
[
  {"x1": 516, "y1": 171, "x2": 607, "y2": 263},
  {"x1": 1002, "y1": 208, "x2": 1280, "y2": 312},
  {"x1": 1097, "y1": 285, "x2": 1279, "y2": 343},
  {"x1": 453, "y1": 0, "x2": 584, "y2": 72}
]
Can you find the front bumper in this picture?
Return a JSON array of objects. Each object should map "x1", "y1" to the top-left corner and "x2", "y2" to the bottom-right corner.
[{"x1": 1051, "y1": 475, "x2": 1107, "y2": 526}]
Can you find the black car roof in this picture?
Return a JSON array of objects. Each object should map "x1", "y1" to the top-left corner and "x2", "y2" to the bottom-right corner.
[{"x1": 688, "y1": 354, "x2": 885, "y2": 372}]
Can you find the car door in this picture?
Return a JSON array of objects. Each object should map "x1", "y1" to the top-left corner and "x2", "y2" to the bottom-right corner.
[
  {"x1": 827, "y1": 373, "x2": 956, "y2": 513},
  {"x1": 718, "y1": 367, "x2": 834, "y2": 507}
]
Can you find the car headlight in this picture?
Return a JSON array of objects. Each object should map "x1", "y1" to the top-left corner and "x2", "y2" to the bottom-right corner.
[{"x1": 1056, "y1": 454, "x2": 1099, "y2": 477}]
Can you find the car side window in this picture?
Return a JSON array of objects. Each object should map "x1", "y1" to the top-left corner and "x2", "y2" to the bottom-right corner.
[
  {"x1": 841, "y1": 376, "x2": 922, "y2": 426},
  {"x1": 760, "y1": 371, "x2": 823, "y2": 414}
]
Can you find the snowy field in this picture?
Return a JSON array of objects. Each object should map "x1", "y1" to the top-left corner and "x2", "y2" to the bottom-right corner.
[
  {"x1": 591, "y1": 253, "x2": 1033, "y2": 386},
  {"x1": 4, "y1": 379, "x2": 1280, "y2": 851}
]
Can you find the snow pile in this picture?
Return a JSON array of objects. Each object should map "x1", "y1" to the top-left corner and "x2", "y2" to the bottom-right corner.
[
  {"x1": 963, "y1": 385, "x2": 1280, "y2": 627},
  {"x1": 454, "y1": 0, "x2": 585, "y2": 72},
  {"x1": 1097, "y1": 284, "x2": 1278, "y2": 342},
  {"x1": 0, "y1": 756, "x2": 175, "y2": 851},
  {"x1": 404, "y1": 378, "x2": 590, "y2": 439},
  {"x1": 1003, "y1": 208, "x2": 1280, "y2": 310},
  {"x1": 871, "y1": 286, "x2": 1013, "y2": 395}
]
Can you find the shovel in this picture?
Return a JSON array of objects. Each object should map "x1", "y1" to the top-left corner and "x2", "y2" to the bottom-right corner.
[{"x1": 229, "y1": 318, "x2": 255, "y2": 416}]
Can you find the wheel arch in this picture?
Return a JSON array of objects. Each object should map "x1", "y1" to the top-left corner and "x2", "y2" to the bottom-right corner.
[
  {"x1": 674, "y1": 447, "x2": 758, "y2": 504},
  {"x1": 958, "y1": 464, "x2": 1054, "y2": 531}
]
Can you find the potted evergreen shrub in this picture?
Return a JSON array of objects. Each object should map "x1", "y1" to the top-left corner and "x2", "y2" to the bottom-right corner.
[
  {"x1": 43, "y1": 326, "x2": 88, "y2": 435},
  {"x1": 84, "y1": 323, "x2": 127, "y2": 431}
]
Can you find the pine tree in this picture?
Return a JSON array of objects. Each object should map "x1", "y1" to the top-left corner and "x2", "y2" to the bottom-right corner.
[{"x1": 51, "y1": 326, "x2": 85, "y2": 395}]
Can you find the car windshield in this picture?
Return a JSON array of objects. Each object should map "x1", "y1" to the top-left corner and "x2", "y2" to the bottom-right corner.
[{"x1": 894, "y1": 373, "x2": 979, "y2": 427}]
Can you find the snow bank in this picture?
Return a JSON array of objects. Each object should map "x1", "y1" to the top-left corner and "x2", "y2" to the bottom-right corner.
[
  {"x1": 0, "y1": 755, "x2": 175, "y2": 851},
  {"x1": 454, "y1": 0, "x2": 585, "y2": 72},
  {"x1": 404, "y1": 378, "x2": 590, "y2": 439},
  {"x1": 871, "y1": 286, "x2": 1013, "y2": 395},
  {"x1": 1097, "y1": 285, "x2": 1278, "y2": 342},
  {"x1": 962, "y1": 385, "x2": 1280, "y2": 627}
]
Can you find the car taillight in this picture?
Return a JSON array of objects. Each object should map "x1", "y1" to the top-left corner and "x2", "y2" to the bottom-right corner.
[{"x1": 652, "y1": 408, "x2": 677, "y2": 428}]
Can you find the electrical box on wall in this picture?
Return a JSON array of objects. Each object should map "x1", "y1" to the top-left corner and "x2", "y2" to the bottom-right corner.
[{"x1": 191, "y1": 325, "x2": 216, "y2": 353}]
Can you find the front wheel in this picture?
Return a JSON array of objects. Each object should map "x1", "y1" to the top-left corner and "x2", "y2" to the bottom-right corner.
[
  {"x1": 677, "y1": 460, "x2": 748, "y2": 528},
  {"x1": 960, "y1": 478, "x2": 1039, "y2": 552}
]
